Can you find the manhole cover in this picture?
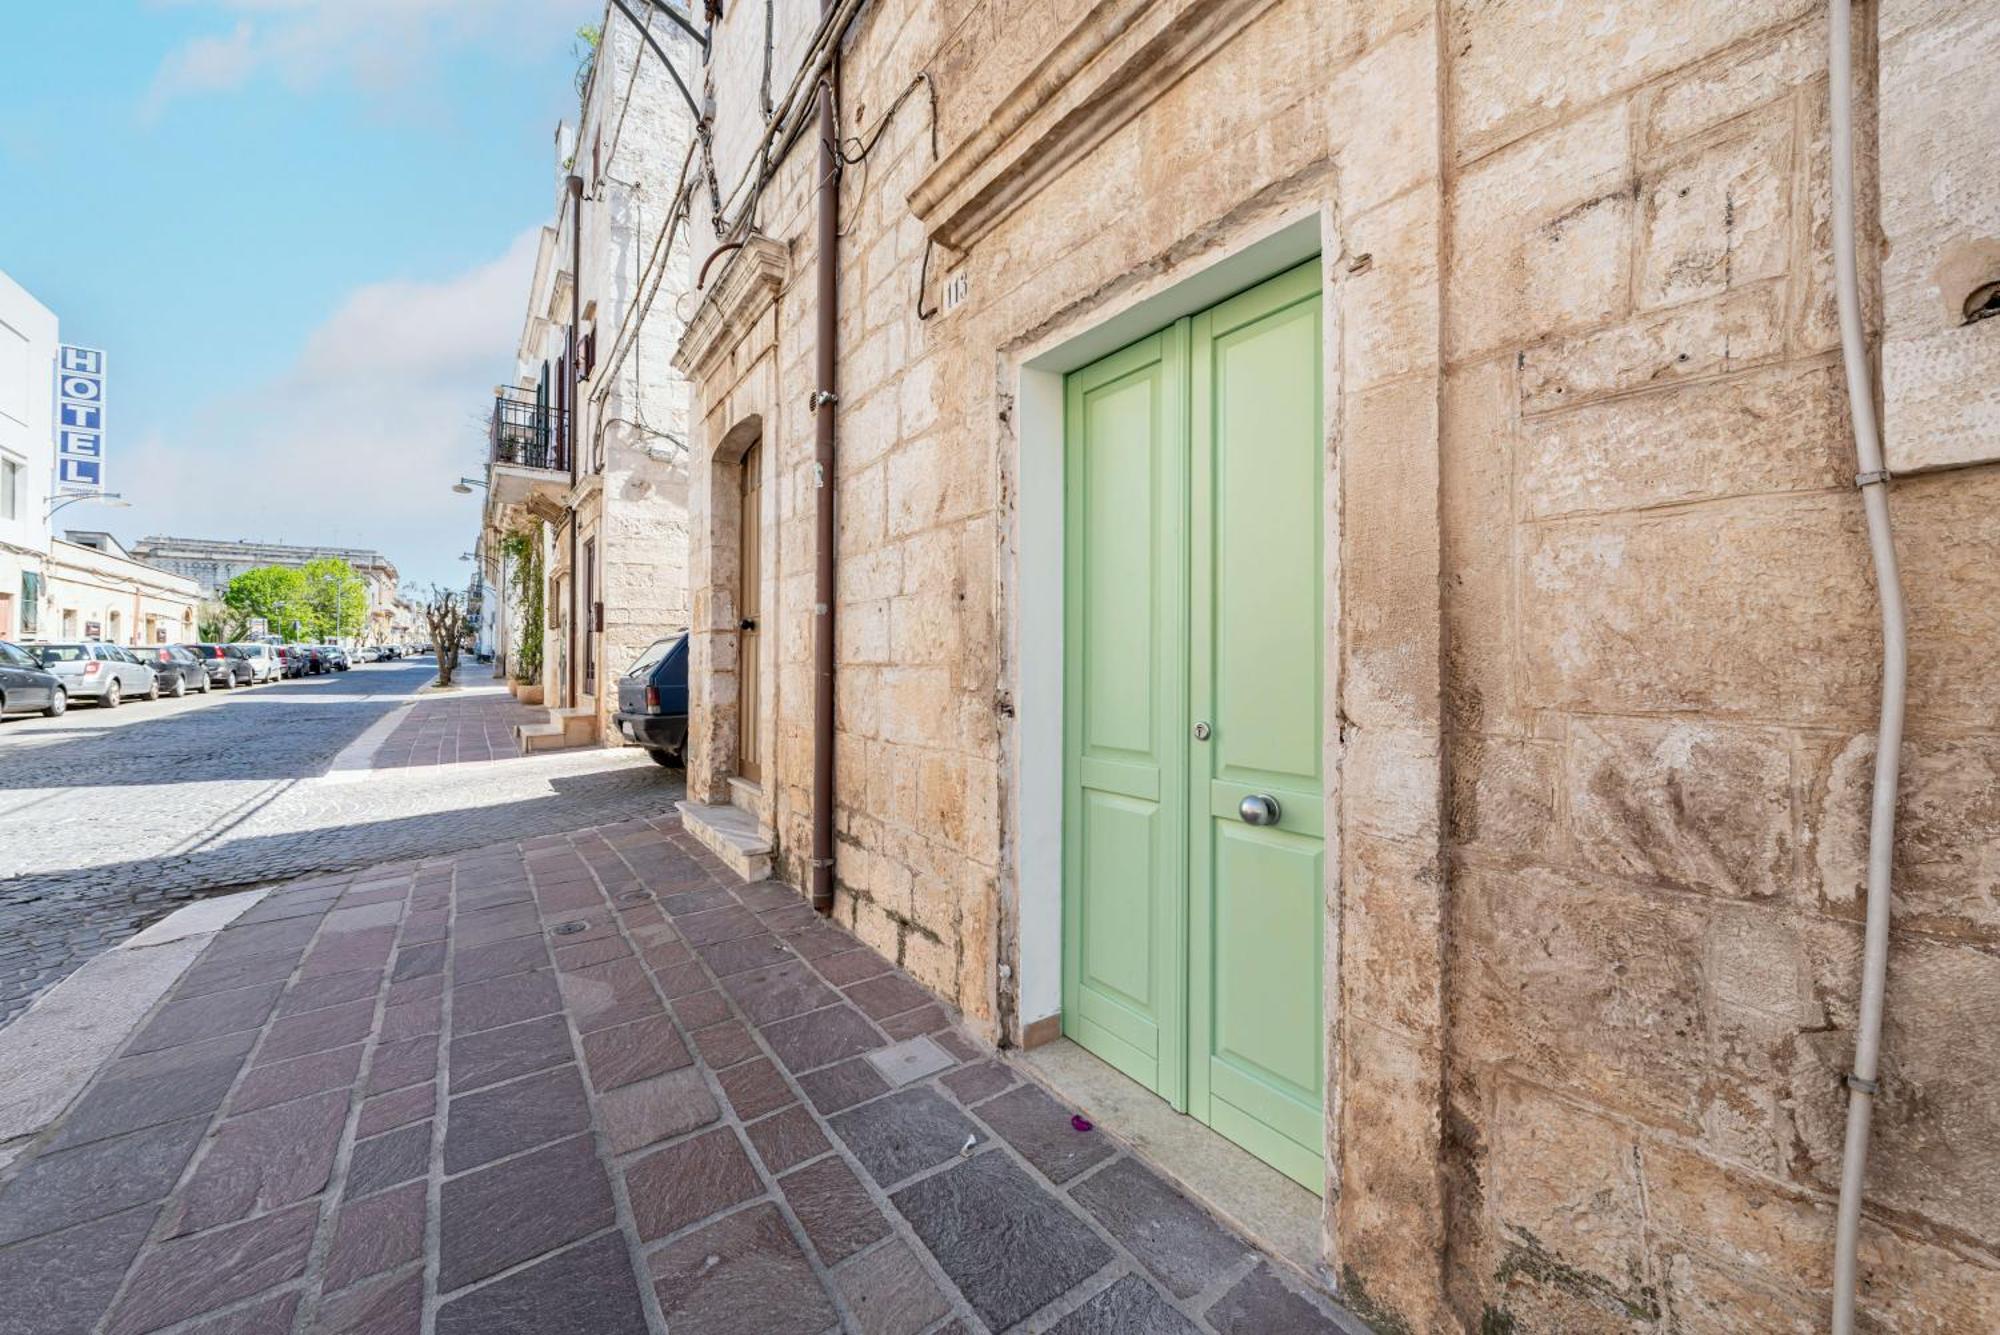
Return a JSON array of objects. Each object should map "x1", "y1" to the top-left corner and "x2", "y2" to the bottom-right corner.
[{"x1": 552, "y1": 921, "x2": 590, "y2": 937}]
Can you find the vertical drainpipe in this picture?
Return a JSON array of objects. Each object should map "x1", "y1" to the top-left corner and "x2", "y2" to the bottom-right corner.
[
  {"x1": 567, "y1": 173, "x2": 585, "y2": 713},
  {"x1": 809, "y1": 4, "x2": 839, "y2": 916}
]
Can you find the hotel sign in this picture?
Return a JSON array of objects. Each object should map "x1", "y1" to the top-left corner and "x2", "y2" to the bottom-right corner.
[{"x1": 55, "y1": 345, "x2": 107, "y2": 493}]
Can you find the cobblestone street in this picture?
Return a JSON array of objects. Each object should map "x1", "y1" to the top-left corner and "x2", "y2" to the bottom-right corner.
[
  {"x1": 0, "y1": 816, "x2": 1359, "y2": 1334},
  {"x1": 0, "y1": 663, "x2": 682, "y2": 1023}
]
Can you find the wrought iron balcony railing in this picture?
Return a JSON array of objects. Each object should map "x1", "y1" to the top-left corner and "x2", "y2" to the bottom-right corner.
[{"x1": 491, "y1": 387, "x2": 567, "y2": 473}]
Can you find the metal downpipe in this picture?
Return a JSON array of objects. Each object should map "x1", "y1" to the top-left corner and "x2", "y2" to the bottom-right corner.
[
  {"x1": 809, "y1": 9, "x2": 839, "y2": 916},
  {"x1": 567, "y1": 174, "x2": 586, "y2": 714},
  {"x1": 1828, "y1": 2, "x2": 1908, "y2": 1330}
]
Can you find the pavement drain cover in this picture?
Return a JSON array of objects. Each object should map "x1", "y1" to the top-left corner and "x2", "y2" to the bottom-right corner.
[
  {"x1": 617, "y1": 891, "x2": 650, "y2": 904},
  {"x1": 864, "y1": 1036, "x2": 954, "y2": 1088},
  {"x1": 552, "y1": 921, "x2": 590, "y2": 936}
]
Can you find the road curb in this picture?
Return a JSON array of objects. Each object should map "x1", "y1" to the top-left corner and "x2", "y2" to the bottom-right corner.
[
  {"x1": 322, "y1": 698, "x2": 420, "y2": 781},
  {"x1": 0, "y1": 887, "x2": 267, "y2": 1170}
]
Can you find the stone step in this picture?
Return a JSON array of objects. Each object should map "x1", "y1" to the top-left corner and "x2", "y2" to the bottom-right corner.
[
  {"x1": 514, "y1": 705, "x2": 598, "y2": 753},
  {"x1": 676, "y1": 800, "x2": 773, "y2": 881}
]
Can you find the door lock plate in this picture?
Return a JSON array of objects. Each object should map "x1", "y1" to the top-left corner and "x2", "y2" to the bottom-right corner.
[{"x1": 1193, "y1": 721, "x2": 1211, "y2": 741}]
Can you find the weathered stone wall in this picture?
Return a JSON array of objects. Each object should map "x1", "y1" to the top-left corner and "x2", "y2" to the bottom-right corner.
[
  {"x1": 677, "y1": 0, "x2": 2000, "y2": 1328},
  {"x1": 1436, "y1": 3, "x2": 2000, "y2": 1331}
]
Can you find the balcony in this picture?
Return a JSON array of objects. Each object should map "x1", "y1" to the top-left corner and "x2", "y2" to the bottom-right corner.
[{"x1": 489, "y1": 387, "x2": 570, "y2": 514}]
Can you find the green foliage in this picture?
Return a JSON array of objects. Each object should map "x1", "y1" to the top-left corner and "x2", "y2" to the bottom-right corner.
[
  {"x1": 298, "y1": 558, "x2": 369, "y2": 642},
  {"x1": 574, "y1": 23, "x2": 601, "y2": 99},
  {"x1": 222, "y1": 565, "x2": 308, "y2": 638},
  {"x1": 198, "y1": 601, "x2": 249, "y2": 643},
  {"x1": 219, "y1": 560, "x2": 368, "y2": 642},
  {"x1": 502, "y1": 530, "x2": 544, "y2": 682}
]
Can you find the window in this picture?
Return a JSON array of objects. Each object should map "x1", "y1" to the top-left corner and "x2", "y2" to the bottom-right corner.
[
  {"x1": 0, "y1": 455, "x2": 21, "y2": 520},
  {"x1": 18, "y1": 572, "x2": 37, "y2": 635}
]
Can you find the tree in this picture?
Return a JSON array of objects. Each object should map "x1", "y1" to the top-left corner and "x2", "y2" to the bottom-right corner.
[
  {"x1": 222, "y1": 566, "x2": 308, "y2": 639},
  {"x1": 198, "y1": 601, "x2": 250, "y2": 643},
  {"x1": 299, "y1": 558, "x2": 369, "y2": 644},
  {"x1": 424, "y1": 587, "x2": 471, "y2": 688}
]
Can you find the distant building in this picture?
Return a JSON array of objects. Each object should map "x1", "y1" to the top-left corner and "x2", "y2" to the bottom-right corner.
[
  {"x1": 42, "y1": 530, "x2": 198, "y2": 645},
  {"x1": 129, "y1": 536, "x2": 399, "y2": 602},
  {"x1": 128, "y1": 535, "x2": 404, "y2": 644},
  {"x1": 476, "y1": 4, "x2": 695, "y2": 747}
]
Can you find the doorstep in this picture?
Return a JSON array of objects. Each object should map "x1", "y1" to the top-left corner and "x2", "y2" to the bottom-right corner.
[
  {"x1": 675, "y1": 797, "x2": 773, "y2": 881},
  {"x1": 1014, "y1": 1038, "x2": 1328, "y2": 1287}
]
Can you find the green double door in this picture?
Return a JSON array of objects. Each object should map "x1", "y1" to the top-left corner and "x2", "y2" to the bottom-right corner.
[{"x1": 1061, "y1": 261, "x2": 1325, "y2": 1191}]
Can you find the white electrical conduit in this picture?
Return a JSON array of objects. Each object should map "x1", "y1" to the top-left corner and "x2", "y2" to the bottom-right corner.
[{"x1": 1828, "y1": 1, "x2": 1909, "y2": 1331}]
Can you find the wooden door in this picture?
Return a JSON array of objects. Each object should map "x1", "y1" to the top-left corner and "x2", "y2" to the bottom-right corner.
[
  {"x1": 1186, "y1": 261, "x2": 1325, "y2": 1191},
  {"x1": 1061, "y1": 327, "x2": 1188, "y2": 1105},
  {"x1": 737, "y1": 441, "x2": 762, "y2": 783},
  {"x1": 1061, "y1": 261, "x2": 1324, "y2": 1191},
  {"x1": 583, "y1": 537, "x2": 596, "y2": 696}
]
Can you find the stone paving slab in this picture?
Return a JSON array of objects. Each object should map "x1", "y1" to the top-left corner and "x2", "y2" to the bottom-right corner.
[
  {"x1": 368, "y1": 688, "x2": 540, "y2": 769},
  {"x1": 0, "y1": 812, "x2": 1367, "y2": 1333}
]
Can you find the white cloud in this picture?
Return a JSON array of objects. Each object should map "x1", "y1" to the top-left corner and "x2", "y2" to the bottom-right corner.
[
  {"x1": 140, "y1": 21, "x2": 257, "y2": 120},
  {"x1": 142, "y1": 0, "x2": 589, "y2": 118},
  {"x1": 118, "y1": 229, "x2": 540, "y2": 590}
]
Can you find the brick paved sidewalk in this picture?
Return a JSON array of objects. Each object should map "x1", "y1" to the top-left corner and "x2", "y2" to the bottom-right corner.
[
  {"x1": 0, "y1": 814, "x2": 1362, "y2": 1334},
  {"x1": 370, "y1": 687, "x2": 539, "y2": 768}
]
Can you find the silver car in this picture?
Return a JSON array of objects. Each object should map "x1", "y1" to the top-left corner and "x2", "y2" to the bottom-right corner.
[
  {"x1": 29, "y1": 642, "x2": 158, "y2": 708},
  {"x1": 230, "y1": 642, "x2": 285, "y2": 684}
]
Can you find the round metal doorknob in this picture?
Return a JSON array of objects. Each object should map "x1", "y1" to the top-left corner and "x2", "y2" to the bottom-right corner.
[{"x1": 1238, "y1": 794, "x2": 1281, "y2": 826}]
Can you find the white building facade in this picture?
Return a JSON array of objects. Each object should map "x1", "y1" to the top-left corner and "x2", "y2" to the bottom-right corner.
[
  {"x1": 42, "y1": 531, "x2": 198, "y2": 645},
  {"x1": 479, "y1": 3, "x2": 697, "y2": 746},
  {"x1": 0, "y1": 270, "x2": 57, "y2": 642}
]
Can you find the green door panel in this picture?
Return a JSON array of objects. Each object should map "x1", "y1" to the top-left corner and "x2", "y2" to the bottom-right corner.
[
  {"x1": 1188, "y1": 260, "x2": 1325, "y2": 1193},
  {"x1": 1063, "y1": 259, "x2": 1323, "y2": 1189},
  {"x1": 1062, "y1": 328, "x2": 1187, "y2": 1106}
]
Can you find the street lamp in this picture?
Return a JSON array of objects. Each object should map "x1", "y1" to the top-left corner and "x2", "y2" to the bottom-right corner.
[
  {"x1": 451, "y1": 477, "x2": 488, "y2": 495},
  {"x1": 45, "y1": 491, "x2": 130, "y2": 520}
]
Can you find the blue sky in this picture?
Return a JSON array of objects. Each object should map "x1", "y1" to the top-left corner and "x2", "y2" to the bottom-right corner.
[{"x1": 0, "y1": 0, "x2": 596, "y2": 591}]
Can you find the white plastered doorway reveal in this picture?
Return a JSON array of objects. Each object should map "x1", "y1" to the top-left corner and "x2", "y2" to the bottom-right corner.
[{"x1": 998, "y1": 207, "x2": 1340, "y2": 1274}]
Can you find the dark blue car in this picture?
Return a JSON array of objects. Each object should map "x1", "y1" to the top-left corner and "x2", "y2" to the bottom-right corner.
[{"x1": 614, "y1": 632, "x2": 687, "y2": 768}]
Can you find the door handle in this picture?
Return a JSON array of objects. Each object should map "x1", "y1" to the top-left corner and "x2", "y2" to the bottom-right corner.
[{"x1": 1238, "y1": 794, "x2": 1282, "y2": 826}]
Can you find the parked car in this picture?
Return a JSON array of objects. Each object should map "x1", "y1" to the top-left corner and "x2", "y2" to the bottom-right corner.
[
  {"x1": 30, "y1": 641, "x2": 157, "y2": 707},
  {"x1": 0, "y1": 639, "x2": 66, "y2": 717},
  {"x1": 613, "y1": 632, "x2": 688, "y2": 768},
  {"x1": 132, "y1": 644, "x2": 210, "y2": 698},
  {"x1": 189, "y1": 643, "x2": 254, "y2": 688},
  {"x1": 320, "y1": 645, "x2": 351, "y2": 671},
  {"x1": 358, "y1": 645, "x2": 383, "y2": 663},
  {"x1": 231, "y1": 642, "x2": 285, "y2": 684},
  {"x1": 273, "y1": 645, "x2": 299, "y2": 678}
]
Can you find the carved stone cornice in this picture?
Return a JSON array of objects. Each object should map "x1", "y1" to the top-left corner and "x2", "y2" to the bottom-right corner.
[
  {"x1": 672, "y1": 236, "x2": 789, "y2": 383},
  {"x1": 909, "y1": 0, "x2": 1281, "y2": 252}
]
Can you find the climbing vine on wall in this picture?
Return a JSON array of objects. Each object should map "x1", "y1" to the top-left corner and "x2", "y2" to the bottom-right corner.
[{"x1": 502, "y1": 530, "x2": 545, "y2": 682}]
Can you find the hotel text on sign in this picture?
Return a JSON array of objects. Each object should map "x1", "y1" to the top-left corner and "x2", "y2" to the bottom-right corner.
[{"x1": 55, "y1": 345, "x2": 107, "y2": 493}]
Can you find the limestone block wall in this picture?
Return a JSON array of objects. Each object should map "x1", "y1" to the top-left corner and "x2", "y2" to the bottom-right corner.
[
  {"x1": 1435, "y1": 3, "x2": 1999, "y2": 1331},
  {"x1": 676, "y1": 0, "x2": 2000, "y2": 1328}
]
